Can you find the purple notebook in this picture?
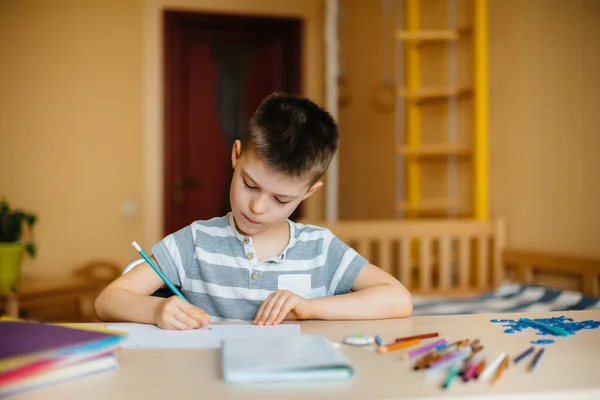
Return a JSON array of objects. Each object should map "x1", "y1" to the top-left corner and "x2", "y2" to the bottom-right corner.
[{"x1": 0, "y1": 321, "x2": 125, "y2": 360}]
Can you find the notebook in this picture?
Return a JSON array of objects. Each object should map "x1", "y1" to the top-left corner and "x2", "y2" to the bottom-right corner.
[
  {"x1": 0, "y1": 354, "x2": 117, "y2": 397},
  {"x1": 221, "y1": 335, "x2": 354, "y2": 384},
  {"x1": 0, "y1": 320, "x2": 126, "y2": 360},
  {"x1": 0, "y1": 320, "x2": 126, "y2": 373}
]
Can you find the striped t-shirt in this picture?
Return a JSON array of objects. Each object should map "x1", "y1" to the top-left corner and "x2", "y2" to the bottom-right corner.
[{"x1": 151, "y1": 213, "x2": 368, "y2": 321}]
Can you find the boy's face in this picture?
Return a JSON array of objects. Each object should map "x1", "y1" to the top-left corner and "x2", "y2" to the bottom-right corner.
[{"x1": 229, "y1": 140, "x2": 322, "y2": 236}]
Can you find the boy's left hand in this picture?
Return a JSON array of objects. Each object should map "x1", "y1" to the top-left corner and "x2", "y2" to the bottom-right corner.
[{"x1": 253, "y1": 290, "x2": 312, "y2": 326}]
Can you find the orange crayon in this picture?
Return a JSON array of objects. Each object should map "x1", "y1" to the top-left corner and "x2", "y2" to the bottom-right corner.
[{"x1": 378, "y1": 338, "x2": 421, "y2": 353}]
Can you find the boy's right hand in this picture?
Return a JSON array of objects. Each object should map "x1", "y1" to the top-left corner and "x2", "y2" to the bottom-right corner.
[{"x1": 153, "y1": 297, "x2": 211, "y2": 330}]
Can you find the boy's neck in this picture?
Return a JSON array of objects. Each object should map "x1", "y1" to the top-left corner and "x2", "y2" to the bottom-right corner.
[{"x1": 232, "y1": 215, "x2": 290, "y2": 241}]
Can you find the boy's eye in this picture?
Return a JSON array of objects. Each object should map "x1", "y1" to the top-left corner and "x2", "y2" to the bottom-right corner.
[
  {"x1": 243, "y1": 180, "x2": 258, "y2": 191},
  {"x1": 275, "y1": 198, "x2": 291, "y2": 206}
]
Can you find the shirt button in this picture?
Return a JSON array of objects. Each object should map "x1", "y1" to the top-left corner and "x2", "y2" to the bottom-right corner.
[
  {"x1": 243, "y1": 237, "x2": 249, "y2": 244},
  {"x1": 246, "y1": 252, "x2": 254, "y2": 260},
  {"x1": 251, "y1": 271, "x2": 259, "y2": 280}
]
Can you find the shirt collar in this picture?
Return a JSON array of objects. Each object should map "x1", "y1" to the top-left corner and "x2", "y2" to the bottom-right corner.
[{"x1": 227, "y1": 212, "x2": 295, "y2": 263}]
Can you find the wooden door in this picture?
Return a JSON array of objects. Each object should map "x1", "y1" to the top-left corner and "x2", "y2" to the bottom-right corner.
[{"x1": 163, "y1": 12, "x2": 301, "y2": 234}]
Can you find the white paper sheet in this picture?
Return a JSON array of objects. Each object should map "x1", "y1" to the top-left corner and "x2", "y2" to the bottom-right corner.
[{"x1": 107, "y1": 323, "x2": 302, "y2": 349}]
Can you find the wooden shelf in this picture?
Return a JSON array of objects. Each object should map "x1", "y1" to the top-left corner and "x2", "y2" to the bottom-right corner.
[
  {"x1": 398, "y1": 86, "x2": 472, "y2": 103},
  {"x1": 396, "y1": 28, "x2": 471, "y2": 42},
  {"x1": 398, "y1": 144, "x2": 472, "y2": 159},
  {"x1": 397, "y1": 197, "x2": 459, "y2": 213}
]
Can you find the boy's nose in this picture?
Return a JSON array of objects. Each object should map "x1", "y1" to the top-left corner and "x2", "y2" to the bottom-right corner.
[{"x1": 249, "y1": 195, "x2": 267, "y2": 215}]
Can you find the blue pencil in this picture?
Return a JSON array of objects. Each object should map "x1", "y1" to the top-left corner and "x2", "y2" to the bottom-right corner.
[
  {"x1": 132, "y1": 241, "x2": 188, "y2": 301},
  {"x1": 513, "y1": 346, "x2": 535, "y2": 364},
  {"x1": 132, "y1": 241, "x2": 211, "y2": 329},
  {"x1": 529, "y1": 348, "x2": 545, "y2": 371}
]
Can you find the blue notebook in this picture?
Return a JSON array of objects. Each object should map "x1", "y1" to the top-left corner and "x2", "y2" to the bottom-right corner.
[{"x1": 221, "y1": 335, "x2": 353, "y2": 384}]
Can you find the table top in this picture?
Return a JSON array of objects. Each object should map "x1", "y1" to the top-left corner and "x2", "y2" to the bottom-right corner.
[{"x1": 10, "y1": 310, "x2": 600, "y2": 400}]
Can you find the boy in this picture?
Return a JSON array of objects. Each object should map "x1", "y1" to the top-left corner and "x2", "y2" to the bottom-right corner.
[{"x1": 94, "y1": 93, "x2": 412, "y2": 329}]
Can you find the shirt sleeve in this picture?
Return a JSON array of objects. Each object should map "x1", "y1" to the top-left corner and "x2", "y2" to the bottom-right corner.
[
  {"x1": 150, "y1": 224, "x2": 196, "y2": 288},
  {"x1": 323, "y1": 230, "x2": 369, "y2": 295}
]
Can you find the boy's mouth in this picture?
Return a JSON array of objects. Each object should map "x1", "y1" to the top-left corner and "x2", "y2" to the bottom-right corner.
[{"x1": 243, "y1": 213, "x2": 260, "y2": 224}]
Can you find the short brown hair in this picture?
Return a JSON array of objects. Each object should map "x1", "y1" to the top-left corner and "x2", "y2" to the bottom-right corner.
[{"x1": 241, "y1": 93, "x2": 339, "y2": 182}]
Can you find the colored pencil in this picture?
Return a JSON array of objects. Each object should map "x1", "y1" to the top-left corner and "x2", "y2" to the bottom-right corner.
[
  {"x1": 132, "y1": 241, "x2": 188, "y2": 302},
  {"x1": 529, "y1": 348, "x2": 545, "y2": 372},
  {"x1": 413, "y1": 340, "x2": 469, "y2": 369},
  {"x1": 374, "y1": 335, "x2": 385, "y2": 347},
  {"x1": 474, "y1": 358, "x2": 487, "y2": 379},
  {"x1": 462, "y1": 356, "x2": 482, "y2": 382},
  {"x1": 442, "y1": 365, "x2": 461, "y2": 389},
  {"x1": 378, "y1": 338, "x2": 420, "y2": 353},
  {"x1": 395, "y1": 332, "x2": 439, "y2": 343},
  {"x1": 491, "y1": 355, "x2": 509, "y2": 384},
  {"x1": 132, "y1": 241, "x2": 211, "y2": 330},
  {"x1": 519, "y1": 317, "x2": 571, "y2": 336},
  {"x1": 479, "y1": 352, "x2": 507, "y2": 381},
  {"x1": 460, "y1": 348, "x2": 484, "y2": 381},
  {"x1": 427, "y1": 347, "x2": 472, "y2": 371},
  {"x1": 513, "y1": 346, "x2": 535, "y2": 364},
  {"x1": 402, "y1": 338, "x2": 448, "y2": 360}
]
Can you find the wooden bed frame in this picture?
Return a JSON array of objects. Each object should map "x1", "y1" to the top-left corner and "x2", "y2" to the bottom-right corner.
[{"x1": 305, "y1": 218, "x2": 600, "y2": 298}]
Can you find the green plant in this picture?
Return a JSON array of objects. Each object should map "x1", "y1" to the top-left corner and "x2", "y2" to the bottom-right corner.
[{"x1": 0, "y1": 199, "x2": 38, "y2": 257}]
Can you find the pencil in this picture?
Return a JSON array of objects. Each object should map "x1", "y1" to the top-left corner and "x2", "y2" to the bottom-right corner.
[
  {"x1": 519, "y1": 317, "x2": 571, "y2": 336},
  {"x1": 402, "y1": 338, "x2": 448, "y2": 360},
  {"x1": 442, "y1": 365, "x2": 461, "y2": 389},
  {"x1": 474, "y1": 358, "x2": 487, "y2": 379},
  {"x1": 378, "y1": 338, "x2": 420, "y2": 353},
  {"x1": 427, "y1": 347, "x2": 472, "y2": 371},
  {"x1": 529, "y1": 348, "x2": 545, "y2": 372},
  {"x1": 132, "y1": 241, "x2": 212, "y2": 330},
  {"x1": 413, "y1": 339, "x2": 469, "y2": 369},
  {"x1": 395, "y1": 332, "x2": 438, "y2": 343},
  {"x1": 479, "y1": 352, "x2": 507, "y2": 381},
  {"x1": 513, "y1": 346, "x2": 535, "y2": 364},
  {"x1": 462, "y1": 356, "x2": 482, "y2": 382},
  {"x1": 491, "y1": 355, "x2": 509, "y2": 385}
]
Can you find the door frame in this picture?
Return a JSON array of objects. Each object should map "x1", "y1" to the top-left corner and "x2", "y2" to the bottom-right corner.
[{"x1": 162, "y1": 11, "x2": 302, "y2": 235}]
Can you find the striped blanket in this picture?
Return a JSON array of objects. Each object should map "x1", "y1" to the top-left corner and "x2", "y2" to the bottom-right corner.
[{"x1": 412, "y1": 281, "x2": 600, "y2": 316}]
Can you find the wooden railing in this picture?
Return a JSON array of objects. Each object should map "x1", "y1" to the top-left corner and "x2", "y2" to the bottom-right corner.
[{"x1": 302, "y1": 219, "x2": 506, "y2": 295}]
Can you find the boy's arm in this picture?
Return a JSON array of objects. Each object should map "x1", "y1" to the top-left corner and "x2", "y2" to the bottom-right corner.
[
  {"x1": 254, "y1": 263, "x2": 412, "y2": 325},
  {"x1": 94, "y1": 260, "x2": 210, "y2": 329},
  {"x1": 307, "y1": 263, "x2": 413, "y2": 320},
  {"x1": 94, "y1": 260, "x2": 166, "y2": 324}
]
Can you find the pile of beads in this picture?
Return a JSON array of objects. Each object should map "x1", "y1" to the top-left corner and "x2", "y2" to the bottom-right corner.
[{"x1": 491, "y1": 316, "x2": 600, "y2": 340}]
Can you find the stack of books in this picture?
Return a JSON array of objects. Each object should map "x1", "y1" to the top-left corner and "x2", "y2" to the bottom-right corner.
[{"x1": 0, "y1": 319, "x2": 127, "y2": 396}]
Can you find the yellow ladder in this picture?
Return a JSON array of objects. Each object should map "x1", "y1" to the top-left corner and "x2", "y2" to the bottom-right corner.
[{"x1": 395, "y1": 0, "x2": 489, "y2": 220}]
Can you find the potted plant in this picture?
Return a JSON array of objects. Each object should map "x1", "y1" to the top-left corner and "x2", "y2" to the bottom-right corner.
[{"x1": 0, "y1": 199, "x2": 37, "y2": 295}]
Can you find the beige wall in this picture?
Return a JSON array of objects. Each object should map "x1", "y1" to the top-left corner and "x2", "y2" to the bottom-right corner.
[
  {"x1": 0, "y1": 0, "x2": 325, "y2": 278},
  {"x1": 489, "y1": 0, "x2": 600, "y2": 257},
  {"x1": 0, "y1": 0, "x2": 144, "y2": 278}
]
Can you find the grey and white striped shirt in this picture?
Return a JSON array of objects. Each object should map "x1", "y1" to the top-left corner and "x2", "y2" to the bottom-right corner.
[{"x1": 151, "y1": 213, "x2": 368, "y2": 321}]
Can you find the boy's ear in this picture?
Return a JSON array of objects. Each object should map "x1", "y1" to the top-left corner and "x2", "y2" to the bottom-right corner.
[
  {"x1": 303, "y1": 181, "x2": 323, "y2": 200},
  {"x1": 231, "y1": 140, "x2": 242, "y2": 169}
]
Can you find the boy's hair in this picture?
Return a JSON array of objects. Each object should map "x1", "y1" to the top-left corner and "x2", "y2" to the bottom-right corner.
[{"x1": 241, "y1": 93, "x2": 339, "y2": 182}]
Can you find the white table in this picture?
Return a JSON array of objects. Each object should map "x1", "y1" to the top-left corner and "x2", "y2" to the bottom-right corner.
[{"x1": 11, "y1": 310, "x2": 600, "y2": 399}]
